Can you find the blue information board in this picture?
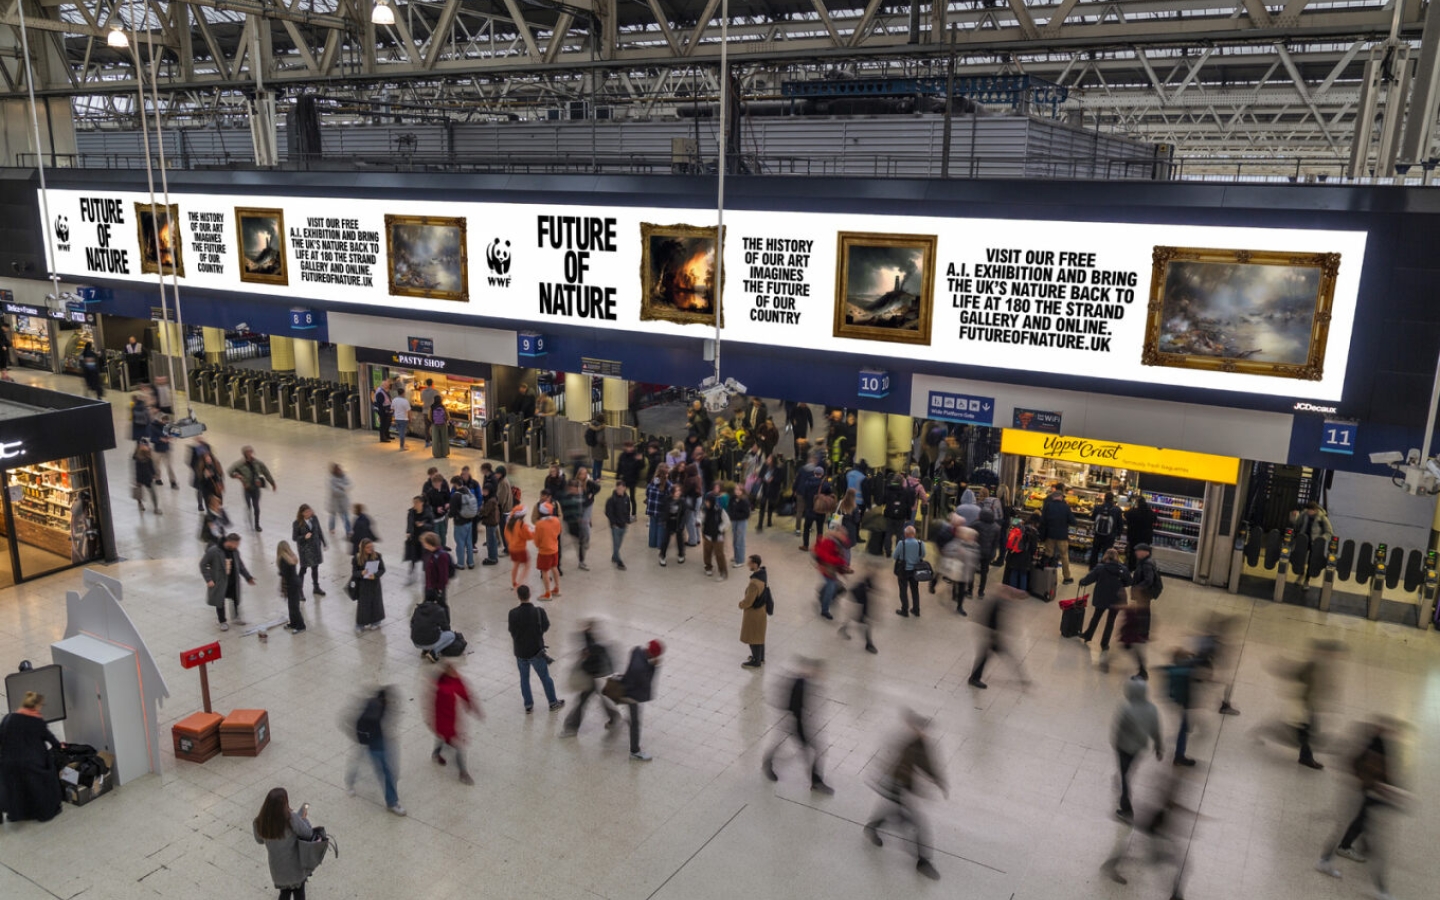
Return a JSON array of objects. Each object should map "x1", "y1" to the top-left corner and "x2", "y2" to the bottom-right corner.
[
  {"x1": 927, "y1": 390, "x2": 995, "y2": 426},
  {"x1": 1320, "y1": 420, "x2": 1357, "y2": 455}
]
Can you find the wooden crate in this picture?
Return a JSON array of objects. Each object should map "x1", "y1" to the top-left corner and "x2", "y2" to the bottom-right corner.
[
  {"x1": 220, "y1": 709, "x2": 270, "y2": 757},
  {"x1": 172, "y1": 711, "x2": 224, "y2": 763}
]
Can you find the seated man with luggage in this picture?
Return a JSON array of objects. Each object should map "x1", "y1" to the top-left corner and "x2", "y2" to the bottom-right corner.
[{"x1": 411, "y1": 594, "x2": 462, "y2": 662}]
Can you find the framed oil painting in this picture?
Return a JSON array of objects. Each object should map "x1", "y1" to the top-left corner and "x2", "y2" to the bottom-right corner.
[
  {"x1": 385, "y1": 214, "x2": 468, "y2": 302},
  {"x1": 134, "y1": 202, "x2": 184, "y2": 277},
  {"x1": 235, "y1": 207, "x2": 288, "y2": 286},
  {"x1": 833, "y1": 231, "x2": 936, "y2": 346},
  {"x1": 640, "y1": 223, "x2": 723, "y2": 327},
  {"x1": 1143, "y1": 246, "x2": 1341, "y2": 381}
]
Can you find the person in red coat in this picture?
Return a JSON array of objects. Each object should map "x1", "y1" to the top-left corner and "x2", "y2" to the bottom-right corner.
[
  {"x1": 814, "y1": 526, "x2": 852, "y2": 620},
  {"x1": 429, "y1": 662, "x2": 482, "y2": 785}
]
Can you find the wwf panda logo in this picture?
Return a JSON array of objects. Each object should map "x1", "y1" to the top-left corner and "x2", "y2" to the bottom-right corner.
[
  {"x1": 486, "y1": 238, "x2": 511, "y2": 275},
  {"x1": 54, "y1": 215, "x2": 69, "y2": 243}
]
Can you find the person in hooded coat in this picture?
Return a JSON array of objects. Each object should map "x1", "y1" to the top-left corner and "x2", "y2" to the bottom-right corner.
[
  {"x1": 1111, "y1": 676, "x2": 1164, "y2": 820},
  {"x1": 739, "y1": 555, "x2": 772, "y2": 668}
]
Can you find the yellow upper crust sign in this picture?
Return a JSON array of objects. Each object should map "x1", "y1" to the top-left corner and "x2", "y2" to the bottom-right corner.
[{"x1": 1001, "y1": 429, "x2": 1240, "y2": 485}]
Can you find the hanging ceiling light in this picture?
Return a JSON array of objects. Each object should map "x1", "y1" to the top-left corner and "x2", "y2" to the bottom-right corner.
[
  {"x1": 370, "y1": 0, "x2": 395, "y2": 25},
  {"x1": 106, "y1": 23, "x2": 129, "y2": 48}
]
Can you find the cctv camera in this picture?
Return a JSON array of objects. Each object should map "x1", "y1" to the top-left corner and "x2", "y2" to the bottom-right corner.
[{"x1": 1370, "y1": 451, "x2": 1405, "y2": 465}]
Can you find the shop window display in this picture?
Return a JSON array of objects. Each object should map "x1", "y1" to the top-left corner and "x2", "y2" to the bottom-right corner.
[{"x1": 0, "y1": 456, "x2": 102, "y2": 583}]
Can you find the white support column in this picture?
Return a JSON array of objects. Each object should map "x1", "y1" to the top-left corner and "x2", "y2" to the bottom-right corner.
[
  {"x1": 293, "y1": 338, "x2": 320, "y2": 379},
  {"x1": 856, "y1": 411, "x2": 887, "y2": 468},
  {"x1": 602, "y1": 378, "x2": 628, "y2": 426},
  {"x1": 886, "y1": 414, "x2": 914, "y2": 473}
]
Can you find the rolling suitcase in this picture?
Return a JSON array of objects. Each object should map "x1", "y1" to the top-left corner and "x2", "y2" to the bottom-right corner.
[
  {"x1": 1029, "y1": 557, "x2": 1058, "y2": 603},
  {"x1": 1058, "y1": 593, "x2": 1088, "y2": 638}
]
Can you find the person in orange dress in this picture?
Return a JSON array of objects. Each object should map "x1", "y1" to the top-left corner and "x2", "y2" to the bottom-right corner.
[
  {"x1": 504, "y1": 506, "x2": 533, "y2": 589},
  {"x1": 533, "y1": 506, "x2": 563, "y2": 600}
]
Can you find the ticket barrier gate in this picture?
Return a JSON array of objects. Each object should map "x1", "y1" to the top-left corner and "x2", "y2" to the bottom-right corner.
[
  {"x1": 330, "y1": 388, "x2": 360, "y2": 429},
  {"x1": 226, "y1": 371, "x2": 251, "y2": 410},
  {"x1": 105, "y1": 353, "x2": 130, "y2": 393},
  {"x1": 522, "y1": 419, "x2": 544, "y2": 468},
  {"x1": 278, "y1": 378, "x2": 299, "y2": 420},
  {"x1": 1367, "y1": 544, "x2": 1388, "y2": 620},
  {"x1": 310, "y1": 382, "x2": 336, "y2": 425},
  {"x1": 292, "y1": 381, "x2": 318, "y2": 421},
  {"x1": 485, "y1": 418, "x2": 508, "y2": 460},
  {"x1": 1318, "y1": 537, "x2": 1340, "y2": 612},
  {"x1": 189, "y1": 365, "x2": 211, "y2": 404},
  {"x1": 1418, "y1": 551, "x2": 1437, "y2": 631},
  {"x1": 208, "y1": 368, "x2": 234, "y2": 407}
]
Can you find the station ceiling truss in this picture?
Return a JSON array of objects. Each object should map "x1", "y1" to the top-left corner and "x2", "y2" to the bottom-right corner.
[{"x1": 0, "y1": 0, "x2": 1433, "y2": 164}]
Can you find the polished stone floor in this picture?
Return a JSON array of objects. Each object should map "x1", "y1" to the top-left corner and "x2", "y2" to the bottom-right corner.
[{"x1": 0, "y1": 370, "x2": 1435, "y2": 900}]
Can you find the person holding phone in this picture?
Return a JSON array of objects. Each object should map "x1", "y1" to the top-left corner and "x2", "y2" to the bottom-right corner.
[{"x1": 252, "y1": 787, "x2": 313, "y2": 899}]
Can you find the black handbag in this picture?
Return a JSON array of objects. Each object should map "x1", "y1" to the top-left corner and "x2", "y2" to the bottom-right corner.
[
  {"x1": 913, "y1": 560, "x2": 935, "y2": 583},
  {"x1": 345, "y1": 578, "x2": 360, "y2": 601}
]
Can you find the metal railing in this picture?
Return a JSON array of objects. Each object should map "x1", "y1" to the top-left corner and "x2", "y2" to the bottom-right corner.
[{"x1": 20, "y1": 149, "x2": 1433, "y2": 185}]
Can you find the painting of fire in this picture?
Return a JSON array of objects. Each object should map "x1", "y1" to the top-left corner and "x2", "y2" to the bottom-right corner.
[
  {"x1": 134, "y1": 202, "x2": 184, "y2": 277},
  {"x1": 640, "y1": 223, "x2": 723, "y2": 327}
]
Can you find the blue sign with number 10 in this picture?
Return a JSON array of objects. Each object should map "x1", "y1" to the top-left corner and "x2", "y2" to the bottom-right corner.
[
  {"x1": 858, "y1": 369, "x2": 890, "y2": 399},
  {"x1": 1321, "y1": 420, "x2": 1356, "y2": 455}
]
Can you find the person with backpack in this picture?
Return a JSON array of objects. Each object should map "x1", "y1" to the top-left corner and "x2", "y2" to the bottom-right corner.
[
  {"x1": 1038, "y1": 483, "x2": 1077, "y2": 584},
  {"x1": 478, "y1": 482, "x2": 501, "y2": 567},
  {"x1": 1003, "y1": 514, "x2": 1041, "y2": 593},
  {"x1": 1089, "y1": 492, "x2": 1125, "y2": 568},
  {"x1": 880, "y1": 473, "x2": 915, "y2": 557},
  {"x1": 892, "y1": 525, "x2": 926, "y2": 618},
  {"x1": 410, "y1": 593, "x2": 457, "y2": 662},
  {"x1": 429, "y1": 396, "x2": 450, "y2": 459},
  {"x1": 814, "y1": 526, "x2": 852, "y2": 620},
  {"x1": 739, "y1": 555, "x2": 773, "y2": 668},
  {"x1": 701, "y1": 492, "x2": 729, "y2": 580},
  {"x1": 1080, "y1": 548, "x2": 1133, "y2": 670},
  {"x1": 449, "y1": 475, "x2": 478, "y2": 570},
  {"x1": 346, "y1": 687, "x2": 404, "y2": 816},
  {"x1": 508, "y1": 585, "x2": 564, "y2": 714},
  {"x1": 576, "y1": 467, "x2": 601, "y2": 570},
  {"x1": 560, "y1": 620, "x2": 621, "y2": 737},
  {"x1": 792, "y1": 457, "x2": 821, "y2": 545},
  {"x1": 129, "y1": 392, "x2": 152, "y2": 444}
]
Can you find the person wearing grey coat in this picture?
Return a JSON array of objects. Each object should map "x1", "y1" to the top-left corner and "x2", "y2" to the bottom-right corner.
[
  {"x1": 1111, "y1": 676, "x2": 1163, "y2": 820},
  {"x1": 200, "y1": 533, "x2": 254, "y2": 631},
  {"x1": 253, "y1": 808, "x2": 313, "y2": 896}
]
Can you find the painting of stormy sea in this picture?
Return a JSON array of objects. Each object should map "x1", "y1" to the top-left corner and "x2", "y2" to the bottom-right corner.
[{"x1": 1156, "y1": 259, "x2": 1321, "y2": 365}]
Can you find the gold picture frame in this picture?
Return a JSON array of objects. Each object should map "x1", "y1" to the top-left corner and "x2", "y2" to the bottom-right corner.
[
  {"x1": 639, "y1": 222, "x2": 724, "y2": 327},
  {"x1": 385, "y1": 214, "x2": 469, "y2": 302},
  {"x1": 134, "y1": 202, "x2": 184, "y2": 277},
  {"x1": 833, "y1": 231, "x2": 936, "y2": 346},
  {"x1": 234, "y1": 207, "x2": 288, "y2": 286},
  {"x1": 1143, "y1": 246, "x2": 1341, "y2": 381}
]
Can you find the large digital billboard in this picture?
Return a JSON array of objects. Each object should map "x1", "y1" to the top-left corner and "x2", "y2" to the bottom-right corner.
[{"x1": 42, "y1": 188, "x2": 1367, "y2": 400}]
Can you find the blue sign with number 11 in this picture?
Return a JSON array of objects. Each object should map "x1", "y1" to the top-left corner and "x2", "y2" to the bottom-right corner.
[{"x1": 1321, "y1": 420, "x2": 1356, "y2": 455}]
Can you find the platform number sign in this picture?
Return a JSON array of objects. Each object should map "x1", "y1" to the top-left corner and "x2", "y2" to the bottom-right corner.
[
  {"x1": 289, "y1": 308, "x2": 316, "y2": 330},
  {"x1": 517, "y1": 332, "x2": 548, "y2": 358},
  {"x1": 1321, "y1": 419, "x2": 1356, "y2": 456},
  {"x1": 858, "y1": 368, "x2": 890, "y2": 400}
]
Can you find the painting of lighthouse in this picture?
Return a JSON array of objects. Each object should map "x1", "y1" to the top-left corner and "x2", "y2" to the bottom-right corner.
[
  {"x1": 235, "y1": 207, "x2": 289, "y2": 285},
  {"x1": 833, "y1": 231, "x2": 936, "y2": 346}
]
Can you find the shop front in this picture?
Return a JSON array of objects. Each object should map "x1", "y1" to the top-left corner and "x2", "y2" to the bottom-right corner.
[
  {"x1": 0, "y1": 381, "x2": 117, "y2": 585},
  {"x1": 1000, "y1": 429, "x2": 1241, "y2": 578},
  {"x1": 356, "y1": 347, "x2": 491, "y2": 450}
]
